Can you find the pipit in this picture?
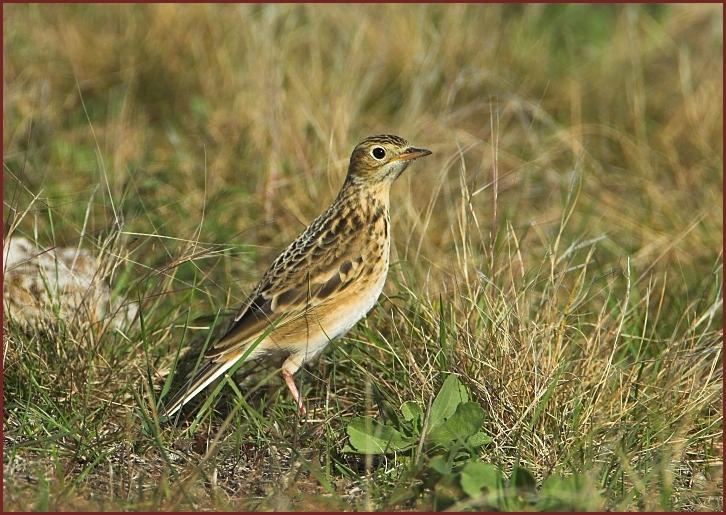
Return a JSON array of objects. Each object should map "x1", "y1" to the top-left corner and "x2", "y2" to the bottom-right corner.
[{"x1": 161, "y1": 135, "x2": 431, "y2": 418}]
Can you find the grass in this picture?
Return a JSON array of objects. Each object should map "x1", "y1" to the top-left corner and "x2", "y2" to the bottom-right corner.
[{"x1": 3, "y1": 3, "x2": 723, "y2": 511}]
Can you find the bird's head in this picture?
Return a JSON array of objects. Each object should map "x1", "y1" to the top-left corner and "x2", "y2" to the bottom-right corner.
[{"x1": 346, "y1": 134, "x2": 431, "y2": 186}]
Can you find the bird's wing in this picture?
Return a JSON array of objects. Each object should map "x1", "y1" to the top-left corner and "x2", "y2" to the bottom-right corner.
[
  {"x1": 159, "y1": 217, "x2": 365, "y2": 418},
  {"x1": 160, "y1": 242, "x2": 365, "y2": 418},
  {"x1": 206, "y1": 226, "x2": 364, "y2": 360}
]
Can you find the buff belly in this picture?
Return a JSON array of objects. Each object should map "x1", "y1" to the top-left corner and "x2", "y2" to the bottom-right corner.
[{"x1": 249, "y1": 261, "x2": 389, "y2": 370}]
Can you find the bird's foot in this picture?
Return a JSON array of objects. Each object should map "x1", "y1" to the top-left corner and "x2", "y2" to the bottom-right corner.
[{"x1": 282, "y1": 369, "x2": 306, "y2": 417}]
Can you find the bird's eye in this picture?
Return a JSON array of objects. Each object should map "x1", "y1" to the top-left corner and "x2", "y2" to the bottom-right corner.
[{"x1": 371, "y1": 147, "x2": 386, "y2": 160}]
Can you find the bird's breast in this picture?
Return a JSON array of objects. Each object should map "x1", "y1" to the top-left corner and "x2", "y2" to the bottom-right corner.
[
  {"x1": 265, "y1": 203, "x2": 391, "y2": 360},
  {"x1": 322, "y1": 257, "x2": 388, "y2": 340},
  {"x1": 316, "y1": 213, "x2": 391, "y2": 342}
]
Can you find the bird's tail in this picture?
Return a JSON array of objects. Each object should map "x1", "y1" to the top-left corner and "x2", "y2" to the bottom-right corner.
[{"x1": 159, "y1": 357, "x2": 239, "y2": 419}]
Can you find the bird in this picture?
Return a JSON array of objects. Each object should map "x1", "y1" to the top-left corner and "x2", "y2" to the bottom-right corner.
[{"x1": 160, "y1": 134, "x2": 431, "y2": 418}]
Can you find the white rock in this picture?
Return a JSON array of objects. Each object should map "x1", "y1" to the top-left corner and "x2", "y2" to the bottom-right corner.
[{"x1": 3, "y1": 237, "x2": 136, "y2": 330}]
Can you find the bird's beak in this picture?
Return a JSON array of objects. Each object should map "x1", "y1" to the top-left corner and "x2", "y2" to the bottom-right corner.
[{"x1": 395, "y1": 146, "x2": 432, "y2": 162}]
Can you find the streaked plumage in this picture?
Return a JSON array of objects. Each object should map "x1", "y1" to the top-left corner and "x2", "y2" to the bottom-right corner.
[{"x1": 161, "y1": 135, "x2": 431, "y2": 418}]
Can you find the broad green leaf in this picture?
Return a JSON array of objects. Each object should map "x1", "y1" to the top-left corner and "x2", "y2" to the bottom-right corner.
[
  {"x1": 540, "y1": 473, "x2": 568, "y2": 496},
  {"x1": 466, "y1": 431, "x2": 493, "y2": 447},
  {"x1": 428, "y1": 455, "x2": 451, "y2": 475},
  {"x1": 401, "y1": 401, "x2": 422, "y2": 425},
  {"x1": 429, "y1": 374, "x2": 468, "y2": 430},
  {"x1": 460, "y1": 461, "x2": 503, "y2": 498},
  {"x1": 426, "y1": 402, "x2": 485, "y2": 448},
  {"x1": 538, "y1": 473, "x2": 602, "y2": 511},
  {"x1": 346, "y1": 417, "x2": 413, "y2": 454}
]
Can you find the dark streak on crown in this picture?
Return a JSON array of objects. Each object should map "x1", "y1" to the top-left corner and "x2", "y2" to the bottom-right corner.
[{"x1": 359, "y1": 134, "x2": 408, "y2": 148}]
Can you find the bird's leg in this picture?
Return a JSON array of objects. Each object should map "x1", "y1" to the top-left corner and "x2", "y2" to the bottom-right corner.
[{"x1": 281, "y1": 369, "x2": 306, "y2": 416}]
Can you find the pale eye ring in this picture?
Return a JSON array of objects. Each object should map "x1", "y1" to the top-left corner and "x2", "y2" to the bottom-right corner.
[{"x1": 371, "y1": 147, "x2": 386, "y2": 160}]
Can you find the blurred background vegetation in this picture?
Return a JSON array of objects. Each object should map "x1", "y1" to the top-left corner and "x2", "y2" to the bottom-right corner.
[{"x1": 3, "y1": 3, "x2": 722, "y2": 511}]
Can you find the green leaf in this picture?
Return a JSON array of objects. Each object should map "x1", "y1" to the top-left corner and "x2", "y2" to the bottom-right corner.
[
  {"x1": 466, "y1": 431, "x2": 493, "y2": 447},
  {"x1": 428, "y1": 455, "x2": 451, "y2": 475},
  {"x1": 460, "y1": 461, "x2": 503, "y2": 499},
  {"x1": 429, "y1": 374, "x2": 468, "y2": 430},
  {"x1": 426, "y1": 402, "x2": 485, "y2": 448},
  {"x1": 538, "y1": 473, "x2": 602, "y2": 511},
  {"x1": 401, "y1": 401, "x2": 422, "y2": 426},
  {"x1": 345, "y1": 417, "x2": 414, "y2": 454}
]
